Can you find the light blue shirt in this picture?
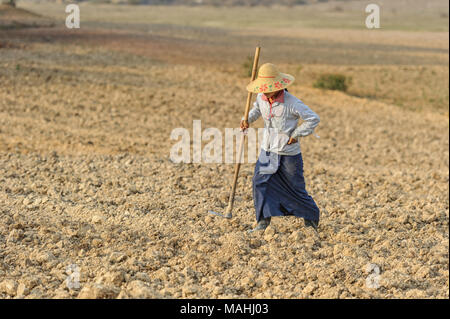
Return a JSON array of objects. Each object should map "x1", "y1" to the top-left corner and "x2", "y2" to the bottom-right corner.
[{"x1": 247, "y1": 91, "x2": 320, "y2": 155}]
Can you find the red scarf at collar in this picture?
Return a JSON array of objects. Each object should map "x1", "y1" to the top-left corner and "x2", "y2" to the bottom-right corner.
[
  {"x1": 261, "y1": 90, "x2": 285, "y2": 119},
  {"x1": 261, "y1": 89, "x2": 285, "y2": 104}
]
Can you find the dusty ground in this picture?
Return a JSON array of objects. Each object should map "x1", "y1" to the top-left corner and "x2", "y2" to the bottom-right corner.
[{"x1": 0, "y1": 2, "x2": 448, "y2": 299}]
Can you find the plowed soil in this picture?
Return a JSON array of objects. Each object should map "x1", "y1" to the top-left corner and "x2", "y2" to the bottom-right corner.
[{"x1": 0, "y1": 2, "x2": 448, "y2": 299}]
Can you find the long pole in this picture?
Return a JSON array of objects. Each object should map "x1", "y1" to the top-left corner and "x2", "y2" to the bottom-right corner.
[{"x1": 223, "y1": 46, "x2": 261, "y2": 218}]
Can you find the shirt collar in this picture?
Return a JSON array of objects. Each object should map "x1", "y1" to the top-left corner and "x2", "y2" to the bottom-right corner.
[{"x1": 261, "y1": 89, "x2": 285, "y2": 104}]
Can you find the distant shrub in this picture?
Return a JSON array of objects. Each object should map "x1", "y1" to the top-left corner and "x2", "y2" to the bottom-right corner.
[
  {"x1": 242, "y1": 55, "x2": 254, "y2": 77},
  {"x1": 313, "y1": 73, "x2": 350, "y2": 92},
  {"x1": 2, "y1": 0, "x2": 16, "y2": 7}
]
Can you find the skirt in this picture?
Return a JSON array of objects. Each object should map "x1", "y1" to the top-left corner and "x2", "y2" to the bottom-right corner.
[{"x1": 252, "y1": 150, "x2": 320, "y2": 223}]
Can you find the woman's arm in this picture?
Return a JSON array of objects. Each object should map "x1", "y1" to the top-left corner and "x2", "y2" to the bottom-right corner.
[
  {"x1": 290, "y1": 99, "x2": 320, "y2": 139},
  {"x1": 247, "y1": 99, "x2": 262, "y2": 123},
  {"x1": 241, "y1": 99, "x2": 262, "y2": 130}
]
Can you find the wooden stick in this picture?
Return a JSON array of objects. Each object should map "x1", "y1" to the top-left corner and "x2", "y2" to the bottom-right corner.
[{"x1": 224, "y1": 46, "x2": 261, "y2": 218}]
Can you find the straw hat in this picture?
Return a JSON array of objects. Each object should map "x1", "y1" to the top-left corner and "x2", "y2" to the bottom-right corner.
[{"x1": 246, "y1": 63, "x2": 295, "y2": 93}]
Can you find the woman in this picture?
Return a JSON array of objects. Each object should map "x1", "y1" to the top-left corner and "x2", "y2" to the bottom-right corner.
[{"x1": 240, "y1": 63, "x2": 321, "y2": 233}]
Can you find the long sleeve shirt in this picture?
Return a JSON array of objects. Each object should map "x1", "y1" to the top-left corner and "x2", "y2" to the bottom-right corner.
[{"x1": 245, "y1": 90, "x2": 320, "y2": 155}]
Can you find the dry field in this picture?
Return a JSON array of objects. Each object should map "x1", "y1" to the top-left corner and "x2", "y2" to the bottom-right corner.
[{"x1": 0, "y1": 1, "x2": 448, "y2": 299}]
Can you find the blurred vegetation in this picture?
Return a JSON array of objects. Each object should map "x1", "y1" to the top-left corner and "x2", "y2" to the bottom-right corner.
[
  {"x1": 1, "y1": 0, "x2": 16, "y2": 6},
  {"x1": 242, "y1": 55, "x2": 254, "y2": 77},
  {"x1": 77, "y1": 0, "x2": 312, "y2": 5},
  {"x1": 313, "y1": 73, "x2": 351, "y2": 92}
]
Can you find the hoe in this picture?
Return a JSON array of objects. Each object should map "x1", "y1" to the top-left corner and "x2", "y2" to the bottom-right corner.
[{"x1": 208, "y1": 46, "x2": 261, "y2": 219}]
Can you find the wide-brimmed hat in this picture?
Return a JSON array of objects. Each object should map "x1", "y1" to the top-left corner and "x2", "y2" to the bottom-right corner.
[{"x1": 246, "y1": 63, "x2": 295, "y2": 93}]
